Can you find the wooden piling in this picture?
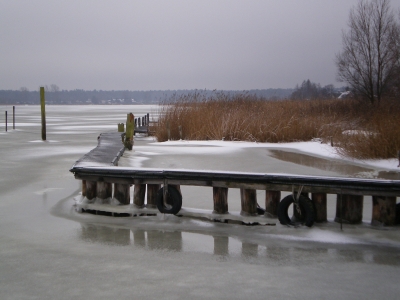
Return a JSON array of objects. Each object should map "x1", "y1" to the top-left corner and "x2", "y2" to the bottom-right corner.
[
  {"x1": 240, "y1": 188, "x2": 257, "y2": 216},
  {"x1": 213, "y1": 187, "x2": 228, "y2": 214},
  {"x1": 114, "y1": 183, "x2": 130, "y2": 205},
  {"x1": 85, "y1": 181, "x2": 97, "y2": 200},
  {"x1": 82, "y1": 180, "x2": 86, "y2": 197},
  {"x1": 265, "y1": 190, "x2": 280, "y2": 217},
  {"x1": 40, "y1": 87, "x2": 46, "y2": 141},
  {"x1": 97, "y1": 182, "x2": 112, "y2": 200},
  {"x1": 371, "y1": 196, "x2": 396, "y2": 226},
  {"x1": 146, "y1": 184, "x2": 161, "y2": 208},
  {"x1": 13, "y1": 106, "x2": 15, "y2": 129},
  {"x1": 134, "y1": 184, "x2": 146, "y2": 208},
  {"x1": 335, "y1": 194, "x2": 363, "y2": 224},
  {"x1": 312, "y1": 193, "x2": 327, "y2": 222},
  {"x1": 125, "y1": 113, "x2": 134, "y2": 150},
  {"x1": 118, "y1": 123, "x2": 124, "y2": 132},
  {"x1": 5, "y1": 111, "x2": 7, "y2": 132}
]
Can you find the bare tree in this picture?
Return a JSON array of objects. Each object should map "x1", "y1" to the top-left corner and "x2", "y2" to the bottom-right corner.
[
  {"x1": 50, "y1": 84, "x2": 60, "y2": 92},
  {"x1": 336, "y1": 0, "x2": 400, "y2": 103}
]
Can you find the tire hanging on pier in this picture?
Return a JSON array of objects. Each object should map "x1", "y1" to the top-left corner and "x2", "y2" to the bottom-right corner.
[
  {"x1": 156, "y1": 186, "x2": 182, "y2": 215},
  {"x1": 277, "y1": 195, "x2": 315, "y2": 227}
]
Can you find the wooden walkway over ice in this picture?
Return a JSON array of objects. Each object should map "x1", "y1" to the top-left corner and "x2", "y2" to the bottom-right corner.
[
  {"x1": 72, "y1": 132, "x2": 125, "y2": 168},
  {"x1": 134, "y1": 113, "x2": 151, "y2": 135},
  {"x1": 70, "y1": 131, "x2": 400, "y2": 227}
]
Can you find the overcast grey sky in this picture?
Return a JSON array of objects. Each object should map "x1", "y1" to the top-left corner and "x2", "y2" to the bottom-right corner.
[{"x1": 1, "y1": 0, "x2": 400, "y2": 91}]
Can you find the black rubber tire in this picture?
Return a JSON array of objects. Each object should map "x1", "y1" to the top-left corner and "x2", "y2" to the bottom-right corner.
[
  {"x1": 156, "y1": 186, "x2": 182, "y2": 215},
  {"x1": 277, "y1": 195, "x2": 315, "y2": 227}
]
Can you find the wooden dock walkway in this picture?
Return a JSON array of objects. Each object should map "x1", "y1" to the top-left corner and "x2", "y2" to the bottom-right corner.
[
  {"x1": 134, "y1": 113, "x2": 151, "y2": 135},
  {"x1": 70, "y1": 131, "x2": 400, "y2": 227}
]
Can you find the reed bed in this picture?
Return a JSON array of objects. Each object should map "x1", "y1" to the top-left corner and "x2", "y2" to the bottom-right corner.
[{"x1": 154, "y1": 92, "x2": 400, "y2": 159}]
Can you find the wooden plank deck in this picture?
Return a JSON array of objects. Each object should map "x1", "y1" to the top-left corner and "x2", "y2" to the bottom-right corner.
[
  {"x1": 70, "y1": 131, "x2": 400, "y2": 197},
  {"x1": 69, "y1": 131, "x2": 400, "y2": 226},
  {"x1": 72, "y1": 132, "x2": 125, "y2": 168}
]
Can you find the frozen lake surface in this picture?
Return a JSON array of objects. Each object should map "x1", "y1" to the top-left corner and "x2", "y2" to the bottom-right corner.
[{"x1": 1, "y1": 105, "x2": 400, "y2": 299}]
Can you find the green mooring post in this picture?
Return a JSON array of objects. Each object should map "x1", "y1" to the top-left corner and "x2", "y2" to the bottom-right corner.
[
  {"x1": 40, "y1": 87, "x2": 46, "y2": 141},
  {"x1": 125, "y1": 113, "x2": 134, "y2": 150}
]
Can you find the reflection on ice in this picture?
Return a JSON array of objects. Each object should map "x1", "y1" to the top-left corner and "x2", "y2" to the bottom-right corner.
[{"x1": 76, "y1": 220, "x2": 400, "y2": 266}]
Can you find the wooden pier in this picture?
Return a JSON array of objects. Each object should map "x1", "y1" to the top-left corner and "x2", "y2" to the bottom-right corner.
[
  {"x1": 134, "y1": 113, "x2": 151, "y2": 135},
  {"x1": 70, "y1": 131, "x2": 400, "y2": 227}
]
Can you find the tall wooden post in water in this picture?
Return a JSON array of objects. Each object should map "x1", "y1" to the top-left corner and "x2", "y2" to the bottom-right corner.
[
  {"x1": 125, "y1": 113, "x2": 134, "y2": 150},
  {"x1": 40, "y1": 87, "x2": 46, "y2": 141}
]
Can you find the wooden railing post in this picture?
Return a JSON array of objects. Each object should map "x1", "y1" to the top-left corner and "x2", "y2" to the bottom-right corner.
[{"x1": 213, "y1": 187, "x2": 228, "y2": 214}]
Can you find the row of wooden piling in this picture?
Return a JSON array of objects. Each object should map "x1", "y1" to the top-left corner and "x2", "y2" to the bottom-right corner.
[
  {"x1": 4, "y1": 106, "x2": 16, "y2": 132},
  {"x1": 81, "y1": 179, "x2": 397, "y2": 226},
  {"x1": 135, "y1": 113, "x2": 150, "y2": 128}
]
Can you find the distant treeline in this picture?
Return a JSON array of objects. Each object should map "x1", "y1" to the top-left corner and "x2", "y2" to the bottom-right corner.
[{"x1": 0, "y1": 88, "x2": 295, "y2": 105}]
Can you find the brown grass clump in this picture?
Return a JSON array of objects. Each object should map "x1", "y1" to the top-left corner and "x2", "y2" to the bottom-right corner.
[{"x1": 154, "y1": 92, "x2": 400, "y2": 159}]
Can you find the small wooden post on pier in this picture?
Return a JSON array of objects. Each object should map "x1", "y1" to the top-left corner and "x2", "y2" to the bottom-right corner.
[{"x1": 40, "y1": 87, "x2": 46, "y2": 141}]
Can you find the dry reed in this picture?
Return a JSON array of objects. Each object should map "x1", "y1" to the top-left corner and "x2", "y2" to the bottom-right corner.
[{"x1": 154, "y1": 92, "x2": 400, "y2": 159}]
